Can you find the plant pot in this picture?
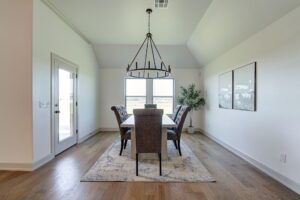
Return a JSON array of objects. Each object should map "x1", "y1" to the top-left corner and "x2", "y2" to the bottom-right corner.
[{"x1": 187, "y1": 126, "x2": 194, "y2": 134}]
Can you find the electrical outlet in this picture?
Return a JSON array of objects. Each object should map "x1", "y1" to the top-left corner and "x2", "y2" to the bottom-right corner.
[{"x1": 280, "y1": 154, "x2": 287, "y2": 163}]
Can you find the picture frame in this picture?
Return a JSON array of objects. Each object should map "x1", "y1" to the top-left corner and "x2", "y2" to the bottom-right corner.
[
  {"x1": 233, "y1": 62, "x2": 256, "y2": 111},
  {"x1": 219, "y1": 71, "x2": 233, "y2": 109}
]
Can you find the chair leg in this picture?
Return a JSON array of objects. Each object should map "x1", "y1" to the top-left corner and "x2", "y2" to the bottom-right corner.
[
  {"x1": 158, "y1": 153, "x2": 162, "y2": 176},
  {"x1": 136, "y1": 153, "x2": 139, "y2": 176},
  {"x1": 119, "y1": 139, "x2": 124, "y2": 156},
  {"x1": 173, "y1": 140, "x2": 178, "y2": 149},
  {"x1": 124, "y1": 139, "x2": 128, "y2": 149},
  {"x1": 178, "y1": 140, "x2": 182, "y2": 156}
]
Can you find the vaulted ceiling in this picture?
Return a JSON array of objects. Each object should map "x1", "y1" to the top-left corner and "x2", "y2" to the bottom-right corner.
[
  {"x1": 188, "y1": 0, "x2": 300, "y2": 65},
  {"x1": 46, "y1": 0, "x2": 300, "y2": 68},
  {"x1": 47, "y1": 0, "x2": 211, "y2": 45},
  {"x1": 94, "y1": 44, "x2": 199, "y2": 69}
]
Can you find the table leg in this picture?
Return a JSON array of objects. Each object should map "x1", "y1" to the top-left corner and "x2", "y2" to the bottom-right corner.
[
  {"x1": 161, "y1": 127, "x2": 168, "y2": 160},
  {"x1": 131, "y1": 128, "x2": 136, "y2": 159}
]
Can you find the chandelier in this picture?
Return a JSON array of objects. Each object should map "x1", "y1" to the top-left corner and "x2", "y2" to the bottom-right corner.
[{"x1": 126, "y1": 8, "x2": 171, "y2": 79}]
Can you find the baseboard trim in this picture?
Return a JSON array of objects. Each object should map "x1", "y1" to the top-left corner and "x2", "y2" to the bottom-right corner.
[
  {"x1": 0, "y1": 153, "x2": 55, "y2": 171},
  {"x1": 201, "y1": 129, "x2": 300, "y2": 195},
  {"x1": 98, "y1": 127, "x2": 203, "y2": 133},
  {"x1": 33, "y1": 128, "x2": 102, "y2": 170},
  {"x1": 98, "y1": 128, "x2": 119, "y2": 132},
  {"x1": 99, "y1": 127, "x2": 202, "y2": 133},
  {"x1": 0, "y1": 129, "x2": 103, "y2": 172},
  {"x1": 183, "y1": 127, "x2": 202, "y2": 133},
  {"x1": 32, "y1": 154, "x2": 54, "y2": 170},
  {"x1": 78, "y1": 128, "x2": 102, "y2": 143},
  {"x1": 0, "y1": 162, "x2": 33, "y2": 171}
]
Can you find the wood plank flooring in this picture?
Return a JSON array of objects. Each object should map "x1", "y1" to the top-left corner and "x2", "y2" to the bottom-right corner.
[{"x1": 0, "y1": 132, "x2": 299, "y2": 200}]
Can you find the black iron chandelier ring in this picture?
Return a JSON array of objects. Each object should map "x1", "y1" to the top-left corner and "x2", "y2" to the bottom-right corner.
[{"x1": 126, "y1": 8, "x2": 171, "y2": 79}]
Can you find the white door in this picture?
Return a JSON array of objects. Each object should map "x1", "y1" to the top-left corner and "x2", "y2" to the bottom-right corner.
[{"x1": 52, "y1": 55, "x2": 78, "y2": 155}]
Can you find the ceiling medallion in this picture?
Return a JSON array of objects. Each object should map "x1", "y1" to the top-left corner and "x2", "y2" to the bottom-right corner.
[{"x1": 126, "y1": 8, "x2": 171, "y2": 79}]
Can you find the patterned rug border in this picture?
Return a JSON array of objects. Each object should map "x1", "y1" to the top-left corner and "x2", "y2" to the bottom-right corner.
[{"x1": 81, "y1": 139, "x2": 216, "y2": 183}]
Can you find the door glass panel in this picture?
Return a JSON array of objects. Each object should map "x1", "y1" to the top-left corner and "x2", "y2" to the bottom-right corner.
[{"x1": 59, "y1": 69, "x2": 74, "y2": 142}]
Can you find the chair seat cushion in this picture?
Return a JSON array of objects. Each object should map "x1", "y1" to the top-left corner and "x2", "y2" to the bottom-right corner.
[{"x1": 167, "y1": 129, "x2": 178, "y2": 140}]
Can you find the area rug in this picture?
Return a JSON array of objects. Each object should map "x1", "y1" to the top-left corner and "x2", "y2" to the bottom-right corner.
[{"x1": 81, "y1": 139, "x2": 215, "y2": 182}]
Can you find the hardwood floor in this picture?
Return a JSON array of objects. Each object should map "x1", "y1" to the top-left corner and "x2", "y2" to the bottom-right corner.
[{"x1": 0, "y1": 132, "x2": 299, "y2": 200}]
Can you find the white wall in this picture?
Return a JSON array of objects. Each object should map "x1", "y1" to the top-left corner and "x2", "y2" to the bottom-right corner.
[
  {"x1": 201, "y1": 7, "x2": 300, "y2": 193},
  {"x1": 32, "y1": 0, "x2": 101, "y2": 163},
  {"x1": 0, "y1": 0, "x2": 33, "y2": 165},
  {"x1": 99, "y1": 68, "x2": 203, "y2": 130}
]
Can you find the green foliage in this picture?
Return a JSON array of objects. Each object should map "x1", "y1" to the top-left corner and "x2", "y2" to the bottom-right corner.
[{"x1": 177, "y1": 84, "x2": 205, "y2": 111}]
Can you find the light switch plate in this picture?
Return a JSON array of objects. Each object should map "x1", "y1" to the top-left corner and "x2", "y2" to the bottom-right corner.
[{"x1": 39, "y1": 101, "x2": 49, "y2": 108}]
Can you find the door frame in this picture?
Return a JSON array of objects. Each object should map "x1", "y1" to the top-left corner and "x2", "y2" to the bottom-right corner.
[{"x1": 51, "y1": 53, "x2": 79, "y2": 155}]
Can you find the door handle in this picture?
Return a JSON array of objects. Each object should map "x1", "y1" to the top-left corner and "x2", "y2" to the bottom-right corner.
[{"x1": 54, "y1": 110, "x2": 60, "y2": 114}]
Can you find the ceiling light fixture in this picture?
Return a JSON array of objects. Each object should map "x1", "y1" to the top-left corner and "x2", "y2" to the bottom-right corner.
[
  {"x1": 155, "y1": 0, "x2": 168, "y2": 8},
  {"x1": 126, "y1": 8, "x2": 171, "y2": 79}
]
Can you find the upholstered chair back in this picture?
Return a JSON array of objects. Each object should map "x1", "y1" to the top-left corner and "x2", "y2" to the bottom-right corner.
[
  {"x1": 171, "y1": 105, "x2": 182, "y2": 121},
  {"x1": 174, "y1": 106, "x2": 191, "y2": 138},
  {"x1": 134, "y1": 109, "x2": 163, "y2": 153},
  {"x1": 144, "y1": 104, "x2": 157, "y2": 109},
  {"x1": 111, "y1": 105, "x2": 129, "y2": 137}
]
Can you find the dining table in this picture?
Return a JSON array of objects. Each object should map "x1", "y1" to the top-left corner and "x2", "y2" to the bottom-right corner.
[{"x1": 120, "y1": 114, "x2": 176, "y2": 160}]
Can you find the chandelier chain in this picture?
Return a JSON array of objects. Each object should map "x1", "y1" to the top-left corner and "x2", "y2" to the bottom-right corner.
[{"x1": 148, "y1": 11, "x2": 151, "y2": 33}]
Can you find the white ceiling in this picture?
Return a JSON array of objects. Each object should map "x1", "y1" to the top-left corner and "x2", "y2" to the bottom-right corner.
[
  {"x1": 188, "y1": 0, "x2": 300, "y2": 66},
  {"x1": 93, "y1": 44, "x2": 199, "y2": 68},
  {"x1": 47, "y1": 0, "x2": 212, "y2": 45},
  {"x1": 45, "y1": 0, "x2": 300, "y2": 67}
]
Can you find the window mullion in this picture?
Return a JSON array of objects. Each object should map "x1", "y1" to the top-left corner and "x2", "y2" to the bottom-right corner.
[{"x1": 146, "y1": 79, "x2": 153, "y2": 104}]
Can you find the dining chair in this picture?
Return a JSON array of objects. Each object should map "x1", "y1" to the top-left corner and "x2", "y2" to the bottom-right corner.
[
  {"x1": 167, "y1": 106, "x2": 191, "y2": 156},
  {"x1": 171, "y1": 105, "x2": 182, "y2": 121},
  {"x1": 169, "y1": 104, "x2": 182, "y2": 149},
  {"x1": 144, "y1": 104, "x2": 157, "y2": 109},
  {"x1": 111, "y1": 105, "x2": 131, "y2": 156},
  {"x1": 133, "y1": 109, "x2": 163, "y2": 176}
]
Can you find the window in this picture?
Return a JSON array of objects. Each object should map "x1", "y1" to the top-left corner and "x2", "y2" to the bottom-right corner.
[
  {"x1": 125, "y1": 78, "x2": 174, "y2": 114},
  {"x1": 125, "y1": 79, "x2": 146, "y2": 114},
  {"x1": 153, "y1": 79, "x2": 174, "y2": 114}
]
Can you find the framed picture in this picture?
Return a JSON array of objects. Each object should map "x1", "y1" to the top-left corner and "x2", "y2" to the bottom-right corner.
[
  {"x1": 233, "y1": 62, "x2": 256, "y2": 111},
  {"x1": 219, "y1": 71, "x2": 233, "y2": 109}
]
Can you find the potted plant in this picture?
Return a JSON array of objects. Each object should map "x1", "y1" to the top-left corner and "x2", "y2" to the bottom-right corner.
[{"x1": 177, "y1": 84, "x2": 205, "y2": 133}]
